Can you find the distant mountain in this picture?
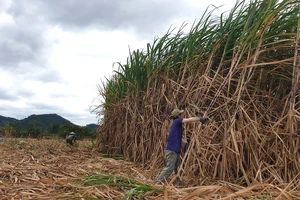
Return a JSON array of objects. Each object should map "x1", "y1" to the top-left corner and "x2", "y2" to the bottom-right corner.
[
  {"x1": 0, "y1": 115, "x2": 18, "y2": 127},
  {"x1": 20, "y1": 114, "x2": 74, "y2": 130},
  {"x1": 0, "y1": 114, "x2": 98, "y2": 131},
  {"x1": 86, "y1": 123, "x2": 99, "y2": 131}
]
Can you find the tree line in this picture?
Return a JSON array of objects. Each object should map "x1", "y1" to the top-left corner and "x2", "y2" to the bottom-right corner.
[{"x1": 0, "y1": 121, "x2": 96, "y2": 139}]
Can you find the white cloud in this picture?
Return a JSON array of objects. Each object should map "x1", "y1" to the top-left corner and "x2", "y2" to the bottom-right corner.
[{"x1": 42, "y1": 27, "x2": 150, "y2": 125}]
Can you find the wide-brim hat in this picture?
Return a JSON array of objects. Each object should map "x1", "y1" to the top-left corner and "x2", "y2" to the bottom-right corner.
[
  {"x1": 170, "y1": 109, "x2": 184, "y2": 118},
  {"x1": 70, "y1": 132, "x2": 75, "y2": 135}
]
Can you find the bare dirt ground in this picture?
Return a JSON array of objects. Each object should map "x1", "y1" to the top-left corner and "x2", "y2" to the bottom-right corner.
[{"x1": 0, "y1": 138, "x2": 299, "y2": 200}]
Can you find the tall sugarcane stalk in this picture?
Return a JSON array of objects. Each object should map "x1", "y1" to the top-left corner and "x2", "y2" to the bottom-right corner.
[{"x1": 95, "y1": 0, "x2": 299, "y2": 187}]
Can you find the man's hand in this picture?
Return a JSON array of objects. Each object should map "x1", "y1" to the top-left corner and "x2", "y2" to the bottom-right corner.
[{"x1": 200, "y1": 118, "x2": 208, "y2": 124}]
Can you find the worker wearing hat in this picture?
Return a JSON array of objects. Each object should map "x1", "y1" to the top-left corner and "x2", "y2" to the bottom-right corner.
[
  {"x1": 66, "y1": 131, "x2": 77, "y2": 146},
  {"x1": 156, "y1": 109, "x2": 207, "y2": 185}
]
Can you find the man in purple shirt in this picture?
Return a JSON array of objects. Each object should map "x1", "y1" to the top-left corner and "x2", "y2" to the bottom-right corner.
[{"x1": 156, "y1": 109, "x2": 207, "y2": 185}]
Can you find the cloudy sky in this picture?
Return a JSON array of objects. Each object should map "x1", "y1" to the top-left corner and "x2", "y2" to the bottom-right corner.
[{"x1": 0, "y1": 0, "x2": 237, "y2": 126}]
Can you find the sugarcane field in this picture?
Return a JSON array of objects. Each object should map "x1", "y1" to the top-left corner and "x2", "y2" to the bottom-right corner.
[{"x1": 1, "y1": 0, "x2": 300, "y2": 199}]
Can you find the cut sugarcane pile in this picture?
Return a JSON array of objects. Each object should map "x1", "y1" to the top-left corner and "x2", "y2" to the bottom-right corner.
[{"x1": 1, "y1": 138, "x2": 299, "y2": 199}]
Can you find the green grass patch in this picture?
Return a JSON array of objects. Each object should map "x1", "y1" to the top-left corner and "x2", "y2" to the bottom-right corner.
[
  {"x1": 101, "y1": 154, "x2": 124, "y2": 160},
  {"x1": 83, "y1": 174, "x2": 161, "y2": 199}
]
